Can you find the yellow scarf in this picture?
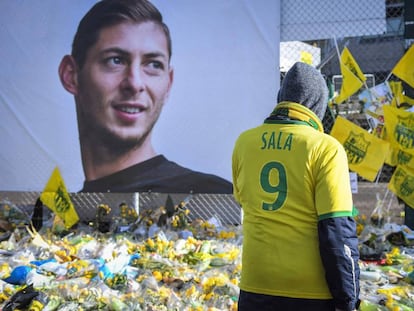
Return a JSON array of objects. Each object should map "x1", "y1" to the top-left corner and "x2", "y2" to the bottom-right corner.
[{"x1": 269, "y1": 101, "x2": 324, "y2": 133}]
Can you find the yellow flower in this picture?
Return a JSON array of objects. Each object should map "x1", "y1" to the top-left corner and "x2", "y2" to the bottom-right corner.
[
  {"x1": 137, "y1": 274, "x2": 147, "y2": 282},
  {"x1": 153, "y1": 270, "x2": 163, "y2": 282},
  {"x1": 356, "y1": 223, "x2": 364, "y2": 236},
  {"x1": 158, "y1": 286, "x2": 170, "y2": 298},
  {"x1": 204, "y1": 292, "x2": 214, "y2": 301},
  {"x1": 0, "y1": 262, "x2": 11, "y2": 279},
  {"x1": 186, "y1": 236, "x2": 197, "y2": 245},
  {"x1": 0, "y1": 292, "x2": 8, "y2": 303},
  {"x1": 146, "y1": 238, "x2": 155, "y2": 250},
  {"x1": 171, "y1": 215, "x2": 179, "y2": 228},
  {"x1": 185, "y1": 285, "x2": 196, "y2": 298},
  {"x1": 378, "y1": 286, "x2": 407, "y2": 298}
]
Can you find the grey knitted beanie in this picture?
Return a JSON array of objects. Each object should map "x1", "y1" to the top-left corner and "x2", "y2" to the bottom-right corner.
[{"x1": 277, "y1": 62, "x2": 328, "y2": 120}]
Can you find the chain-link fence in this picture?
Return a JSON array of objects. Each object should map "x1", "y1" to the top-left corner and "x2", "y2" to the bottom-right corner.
[{"x1": 280, "y1": 0, "x2": 408, "y2": 183}]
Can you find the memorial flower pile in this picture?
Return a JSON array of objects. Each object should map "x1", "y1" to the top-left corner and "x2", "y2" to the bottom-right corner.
[
  {"x1": 2, "y1": 198, "x2": 414, "y2": 310},
  {"x1": 0, "y1": 199, "x2": 241, "y2": 310}
]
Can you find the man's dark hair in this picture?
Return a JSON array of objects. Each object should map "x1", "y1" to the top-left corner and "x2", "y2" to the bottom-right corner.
[{"x1": 71, "y1": 0, "x2": 172, "y2": 69}]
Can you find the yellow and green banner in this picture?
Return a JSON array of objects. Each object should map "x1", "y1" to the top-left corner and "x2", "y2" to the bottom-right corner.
[
  {"x1": 386, "y1": 148, "x2": 414, "y2": 169},
  {"x1": 383, "y1": 105, "x2": 414, "y2": 156},
  {"x1": 330, "y1": 116, "x2": 389, "y2": 181},
  {"x1": 40, "y1": 167, "x2": 79, "y2": 229},
  {"x1": 388, "y1": 165, "x2": 414, "y2": 209}
]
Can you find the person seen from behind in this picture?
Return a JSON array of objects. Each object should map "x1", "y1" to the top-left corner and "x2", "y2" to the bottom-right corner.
[{"x1": 232, "y1": 62, "x2": 360, "y2": 311}]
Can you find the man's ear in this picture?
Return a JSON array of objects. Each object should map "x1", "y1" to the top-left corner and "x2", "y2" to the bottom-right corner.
[
  {"x1": 58, "y1": 55, "x2": 78, "y2": 95},
  {"x1": 165, "y1": 66, "x2": 174, "y2": 100}
]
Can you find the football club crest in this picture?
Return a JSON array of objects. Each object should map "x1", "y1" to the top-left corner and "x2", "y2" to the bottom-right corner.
[
  {"x1": 397, "y1": 150, "x2": 413, "y2": 166},
  {"x1": 395, "y1": 115, "x2": 414, "y2": 149},
  {"x1": 343, "y1": 131, "x2": 370, "y2": 165},
  {"x1": 400, "y1": 175, "x2": 414, "y2": 197}
]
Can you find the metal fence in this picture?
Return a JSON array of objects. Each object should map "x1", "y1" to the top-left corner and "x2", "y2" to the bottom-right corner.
[
  {"x1": 280, "y1": 0, "x2": 409, "y2": 182},
  {"x1": 0, "y1": 191, "x2": 242, "y2": 226}
]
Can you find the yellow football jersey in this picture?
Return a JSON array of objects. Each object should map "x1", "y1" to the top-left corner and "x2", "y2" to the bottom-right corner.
[{"x1": 232, "y1": 119, "x2": 353, "y2": 298}]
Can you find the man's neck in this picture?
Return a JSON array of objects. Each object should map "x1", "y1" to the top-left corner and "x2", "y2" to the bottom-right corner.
[{"x1": 81, "y1": 140, "x2": 157, "y2": 181}]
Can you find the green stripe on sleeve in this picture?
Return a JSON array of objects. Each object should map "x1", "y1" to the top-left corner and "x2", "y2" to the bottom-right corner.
[{"x1": 318, "y1": 211, "x2": 354, "y2": 221}]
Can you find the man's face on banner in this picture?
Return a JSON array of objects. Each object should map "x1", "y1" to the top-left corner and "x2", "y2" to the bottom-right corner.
[{"x1": 75, "y1": 21, "x2": 173, "y2": 148}]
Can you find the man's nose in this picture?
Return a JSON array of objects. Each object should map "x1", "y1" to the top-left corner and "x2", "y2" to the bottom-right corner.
[{"x1": 121, "y1": 65, "x2": 145, "y2": 93}]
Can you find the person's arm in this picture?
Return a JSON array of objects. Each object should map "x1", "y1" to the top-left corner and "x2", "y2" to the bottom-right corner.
[{"x1": 318, "y1": 216, "x2": 360, "y2": 311}]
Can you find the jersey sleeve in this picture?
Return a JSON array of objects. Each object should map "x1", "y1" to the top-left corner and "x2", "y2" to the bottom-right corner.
[{"x1": 314, "y1": 137, "x2": 354, "y2": 220}]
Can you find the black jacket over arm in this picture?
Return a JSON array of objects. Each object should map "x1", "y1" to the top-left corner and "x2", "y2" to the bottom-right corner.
[{"x1": 318, "y1": 216, "x2": 360, "y2": 311}]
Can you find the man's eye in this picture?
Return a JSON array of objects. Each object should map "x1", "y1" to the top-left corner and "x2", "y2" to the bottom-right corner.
[
  {"x1": 144, "y1": 61, "x2": 167, "y2": 75},
  {"x1": 110, "y1": 56, "x2": 123, "y2": 65},
  {"x1": 104, "y1": 56, "x2": 125, "y2": 66},
  {"x1": 149, "y1": 61, "x2": 163, "y2": 70}
]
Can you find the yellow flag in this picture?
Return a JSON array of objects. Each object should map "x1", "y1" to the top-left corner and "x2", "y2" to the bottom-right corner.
[
  {"x1": 378, "y1": 124, "x2": 414, "y2": 169},
  {"x1": 388, "y1": 80, "x2": 414, "y2": 107},
  {"x1": 40, "y1": 167, "x2": 79, "y2": 229},
  {"x1": 388, "y1": 165, "x2": 414, "y2": 209},
  {"x1": 383, "y1": 105, "x2": 414, "y2": 156},
  {"x1": 335, "y1": 47, "x2": 366, "y2": 104},
  {"x1": 392, "y1": 44, "x2": 414, "y2": 88},
  {"x1": 388, "y1": 81, "x2": 404, "y2": 108},
  {"x1": 384, "y1": 147, "x2": 398, "y2": 167},
  {"x1": 300, "y1": 51, "x2": 313, "y2": 65},
  {"x1": 330, "y1": 116, "x2": 389, "y2": 181},
  {"x1": 386, "y1": 148, "x2": 414, "y2": 169},
  {"x1": 403, "y1": 95, "x2": 414, "y2": 106}
]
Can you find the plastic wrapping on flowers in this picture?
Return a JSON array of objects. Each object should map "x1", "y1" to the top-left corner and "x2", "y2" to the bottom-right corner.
[
  {"x1": 356, "y1": 212, "x2": 414, "y2": 311},
  {"x1": 0, "y1": 200, "x2": 241, "y2": 311},
  {"x1": 3, "y1": 199, "x2": 414, "y2": 310}
]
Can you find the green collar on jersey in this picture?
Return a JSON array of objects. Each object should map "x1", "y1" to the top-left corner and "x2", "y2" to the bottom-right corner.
[{"x1": 265, "y1": 101, "x2": 324, "y2": 133}]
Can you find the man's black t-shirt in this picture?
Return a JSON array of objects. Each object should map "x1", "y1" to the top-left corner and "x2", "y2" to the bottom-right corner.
[{"x1": 81, "y1": 155, "x2": 233, "y2": 194}]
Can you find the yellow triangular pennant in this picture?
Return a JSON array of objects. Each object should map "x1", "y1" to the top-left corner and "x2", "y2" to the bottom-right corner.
[{"x1": 40, "y1": 167, "x2": 79, "y2": 229}]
